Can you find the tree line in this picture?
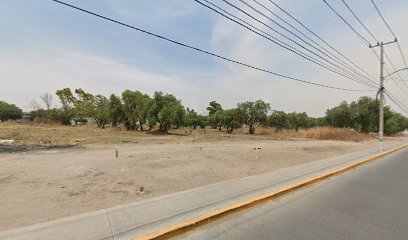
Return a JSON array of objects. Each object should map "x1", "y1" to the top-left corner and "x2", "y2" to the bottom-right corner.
[{"x1": 1, "y1": 88, "x2": 408, "y2": 135}]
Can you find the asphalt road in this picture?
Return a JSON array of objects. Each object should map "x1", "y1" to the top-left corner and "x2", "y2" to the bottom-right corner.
[{"x1": 176, "y1": 148, "x2": 408, "y2": 240}]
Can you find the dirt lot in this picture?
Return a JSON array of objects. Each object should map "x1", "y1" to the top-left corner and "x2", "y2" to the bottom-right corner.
[
  {"x1": 0, "y1": 123, "x2": 406, "y2": 230},
  {"x1": 0, "y1": 137, "x2": 406, "y2": 231}
]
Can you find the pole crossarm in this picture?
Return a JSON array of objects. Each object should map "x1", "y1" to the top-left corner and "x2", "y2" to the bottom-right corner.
[{"x1": 369, "y1": 38, "x2": 398, "y2": 49}]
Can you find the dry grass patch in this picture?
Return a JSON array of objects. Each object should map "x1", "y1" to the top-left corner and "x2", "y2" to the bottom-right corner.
[
  {"x1": 305, "y1": 127, "x2": 369, "y2": 142},
  {"x1": 0, "y1": 122, "x2": 371, "y2": 148}
]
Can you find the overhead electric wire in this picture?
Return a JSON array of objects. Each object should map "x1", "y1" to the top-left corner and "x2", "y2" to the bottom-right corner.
[
  {"x1": 322, "y1": 0, "x2": 370, "y2": 45},
  {"x1": 322, "y1": 0, "x2": 407, "y2": 96},
  {"x1": 370, "y1": 0, "x2": 408, "y2": 68},
  {"x1": 50, "y1": 0, "x2": 373, "y2": 92},
  {"x1": 384, "y1": 52, "x2": 408, "y2": 94},
  {"x1": 369, "y1": 0, "x2": 395, "y2": 37},
  {"x1": 371, "y1": 47, "x2": 408, "y2": 97},
  {"x1": 233, "y1": 0, "x2": 377, "y2": 87},
  {"x1": 196, "y1": 0, "x2": 377, "y2": 88},
  {"x1": 268, "y1": 0, "x2": 377, "y2": 81},
  {"x1": 239, "y1": 0, "x2": 378, "y2": 87},
  {"x1": 390, "y1": 76, "x2": 408, "y2": 99},
  {"x1": 338, "y1": 0, "x2": 408, "y2": 93},
  {"x1": 384, "y1": 90, "x2": 408, "y2": 115},
  {"x1": 340, "y1": 0, "x2": 378, "y2": 43},
  {"x1": 251, "y1": 0, "x2": 377, "y2": 86}
]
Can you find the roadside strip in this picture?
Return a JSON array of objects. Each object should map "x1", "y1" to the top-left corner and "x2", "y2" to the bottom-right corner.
[{"x1": 137, "y1": 144, "x2": 408, "y2": 240}]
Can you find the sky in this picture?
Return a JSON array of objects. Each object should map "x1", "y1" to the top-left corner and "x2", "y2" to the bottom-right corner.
[{"x1": 1, "y1": 0, "x2": 408, "y2": 117}]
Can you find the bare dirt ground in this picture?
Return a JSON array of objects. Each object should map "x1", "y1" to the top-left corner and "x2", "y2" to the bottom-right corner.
[{"x1": 1, "y1": 136, "x2": 407, "y2": 231}]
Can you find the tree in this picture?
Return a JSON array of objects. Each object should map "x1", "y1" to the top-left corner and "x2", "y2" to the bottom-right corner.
[
  {"x1": 0, "y1": 101, "x2": 23, "y2": 121},
  {"x1": 40, "y1": 93, "x2": 53, "y2": 111},
  {"x1": 197, "y1": 115, "x2": 208, "y2": 129},
  {"x1": 56, "y1": 88, "x2": 112, "y2": 127},
  {"x1": 325, "y1": 101, "x2": 354, "y2": 128},
  {"x1": 56, "y1": 88, "x2": 76, "y2": 124},
  {"x1": 268, "y1": 110, "x2": 288, "y2": 131},
  {"x1": 74, "y1": 88, "x2": 95, "y2": 120},
  {"x1": 384, "y1": 115, "x2": 400, "y2": 135},
  {"x1": 56, "y1": 88, "x2": 75, "y2": 111},
  {"x1": 91, "y1": 95, "x2": 110, "y2": 129},
  {"x1": 185, "y1": 108, "x2": 199, "y2": 129},
  {"x1": 237, "y1": 100, "x2": 270, "y2": 134},
  {"x1": 136, "y1": 92, "x2": 153, "y2": 131},
  {"x1": 207, "y1": 101, "x2": 222, "y2": 115},
  {"x1": 287, "y1": 112, "x2": 309, "y2": 132},
  {"x1": 109, "y1": 94, "x2": 122, "y2": 127},
  {"x1": 208, "y1": 110, "x2": 224, "y2": 131},
  {"x1": 29, "y1": 100, "x2": 41, "y2": 111},
  {"x1": 222, "y1": 109, "x2": 243, "y2": 133},
  {"x1": 316, "y1": 117, "x2": 328, "y2": 127},
  {"x1": 121, "y1": 90, "x2": 139, "y2": 131},
  {"x1": 350, "y1": 96, "x2": 378, "y2": 133},
  {"x1": 150, "y1": 92, "x2": 186, "y2": 133}
]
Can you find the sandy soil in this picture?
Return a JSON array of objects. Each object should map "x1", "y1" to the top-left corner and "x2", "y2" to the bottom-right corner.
[{"x1": 0, "y1": 138, "x2": 406, "y2": 230}]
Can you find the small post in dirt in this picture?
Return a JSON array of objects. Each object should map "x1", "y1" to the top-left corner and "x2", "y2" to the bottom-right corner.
[{"x1": 115, "y1": 148, "x2": 118, "y2": 158}]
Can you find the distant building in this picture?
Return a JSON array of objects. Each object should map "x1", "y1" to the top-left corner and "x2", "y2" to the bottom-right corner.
[{"x1": 21, "y1": 113, "x2": 33, "y2": 121}]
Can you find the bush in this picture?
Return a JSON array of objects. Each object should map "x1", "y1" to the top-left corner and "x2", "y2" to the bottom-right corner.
[{"x1": 0, "y1": 101, "x2": 22, "y2": 121}]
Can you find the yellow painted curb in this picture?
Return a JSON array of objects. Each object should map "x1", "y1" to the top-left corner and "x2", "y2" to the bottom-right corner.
[{"x1": 136, "y1": 144, "x2": 408, "y2": 240}]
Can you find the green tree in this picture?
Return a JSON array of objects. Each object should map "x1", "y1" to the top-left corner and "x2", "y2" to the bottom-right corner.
[
  {"x1": 91, "y1": 95, "x2": 110, "y2": 129},
  {"x1": 209, "y1": 110, "x2": 225, "y2": 131},
  {"x1": 325, "y1": 101, "x2": 355, "y2": 128},
  {"x1": 0, "y1": 101, "x2": 23, "y2": 121},
  {"x1": 316, "y1": 117, "x2": 328, "y2": 127},
  {"x1": 197, "y1": 115, "x2": 208, "y2": 129},
  {"x1": 237, "y1": 100, "x2": 270, "y2": 134},
  {"x1": 74, "y1": 88, "x2": 96, "y2": 120},
  {"x1": 121, "y1": 90, "x2": 139, "y2": 131},
  {"x1": 136, "y1": 92, "x2": 153, "y2": 131},
  {"x1": 207, "y1": 101, "x2": 222, "y2": 115},
  {"x1": 151, "y1": 92, "x2": 185, "y2": 133},
  {"x1": 56, "y1": 88, "x2": 76, "y2": 124},
  {"x1": 222, "y1": 108, "x2": 243, "y2": 133},
  {"x1": 287, "y1": 112, "x2": 309, "y2": 132},
  {"x1": 109, "y1": 94, "x2": 122, "y2": 127},
  {"x1": 385, "y1": 115, "x2": 400, "y2": 135},
  {"x1": 185, "y1": 108, "x2": 199, "y2": 129},
  {"x1": 350, "y1": 96, "x2": 378, "y2": 133},
  {"x1": 268, "y1": 110, "x2": 288, "y2": 131}
]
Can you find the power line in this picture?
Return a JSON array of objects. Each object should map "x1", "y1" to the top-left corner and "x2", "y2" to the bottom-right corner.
[
  {"x1": 322, "y1": 0, "x2": 407, "y2": 95},
  {"x1": 384, "y1": 90, "x2": 408, "y2": 115},
  {"x1": 340, "y1": 0, "x2": 378, "y2": 42},
  {"x1": 384, "y1": 52, "x2": 408, "y2": 94},
  {"x1": 252, "y1": 0, "x2": 375, "y2": 85},
  {"x1": 267, "y1": 0, "x2": 377, "y2": 81},
  {"x1": 196, "y1": 0, "x2": 377, "y2": 88},
  {"x1": 242, "y1": 0, "x2": 378, "y2": 87},
  {"x1": 322, "y1": 0, "x2": 370, "y2": 45},
  {"x1": 369, "y1": 0, "x2": 395, "y2": 37},
  {"x1": 199, "y1": 0, "x2": 345, "y2": 79},
  {"x1": 370, "y1": 0, "x2": 408, "y2": 67},
  {"x1": 50, "y1": 0, "x2": 372, "y2": 92}
]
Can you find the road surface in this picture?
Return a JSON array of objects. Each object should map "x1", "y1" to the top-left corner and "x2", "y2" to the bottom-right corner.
[{"x1": 176, "y1": 148, "x2": 408, "y2": 240}]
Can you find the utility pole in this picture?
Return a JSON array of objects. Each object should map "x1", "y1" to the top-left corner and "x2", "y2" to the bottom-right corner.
[{"x1": 369, "y1": 38, "x2": 397, "y2": 152}]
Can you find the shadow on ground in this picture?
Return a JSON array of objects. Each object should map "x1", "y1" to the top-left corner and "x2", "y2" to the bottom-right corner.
[{"x1": 0, "y1": 144, "x2": 80, "y2": 154}]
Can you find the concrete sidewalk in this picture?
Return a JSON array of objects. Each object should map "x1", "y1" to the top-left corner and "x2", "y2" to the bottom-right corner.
[{"x1": 1, "y1": 141, "x2": 406, "y2": 240}]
